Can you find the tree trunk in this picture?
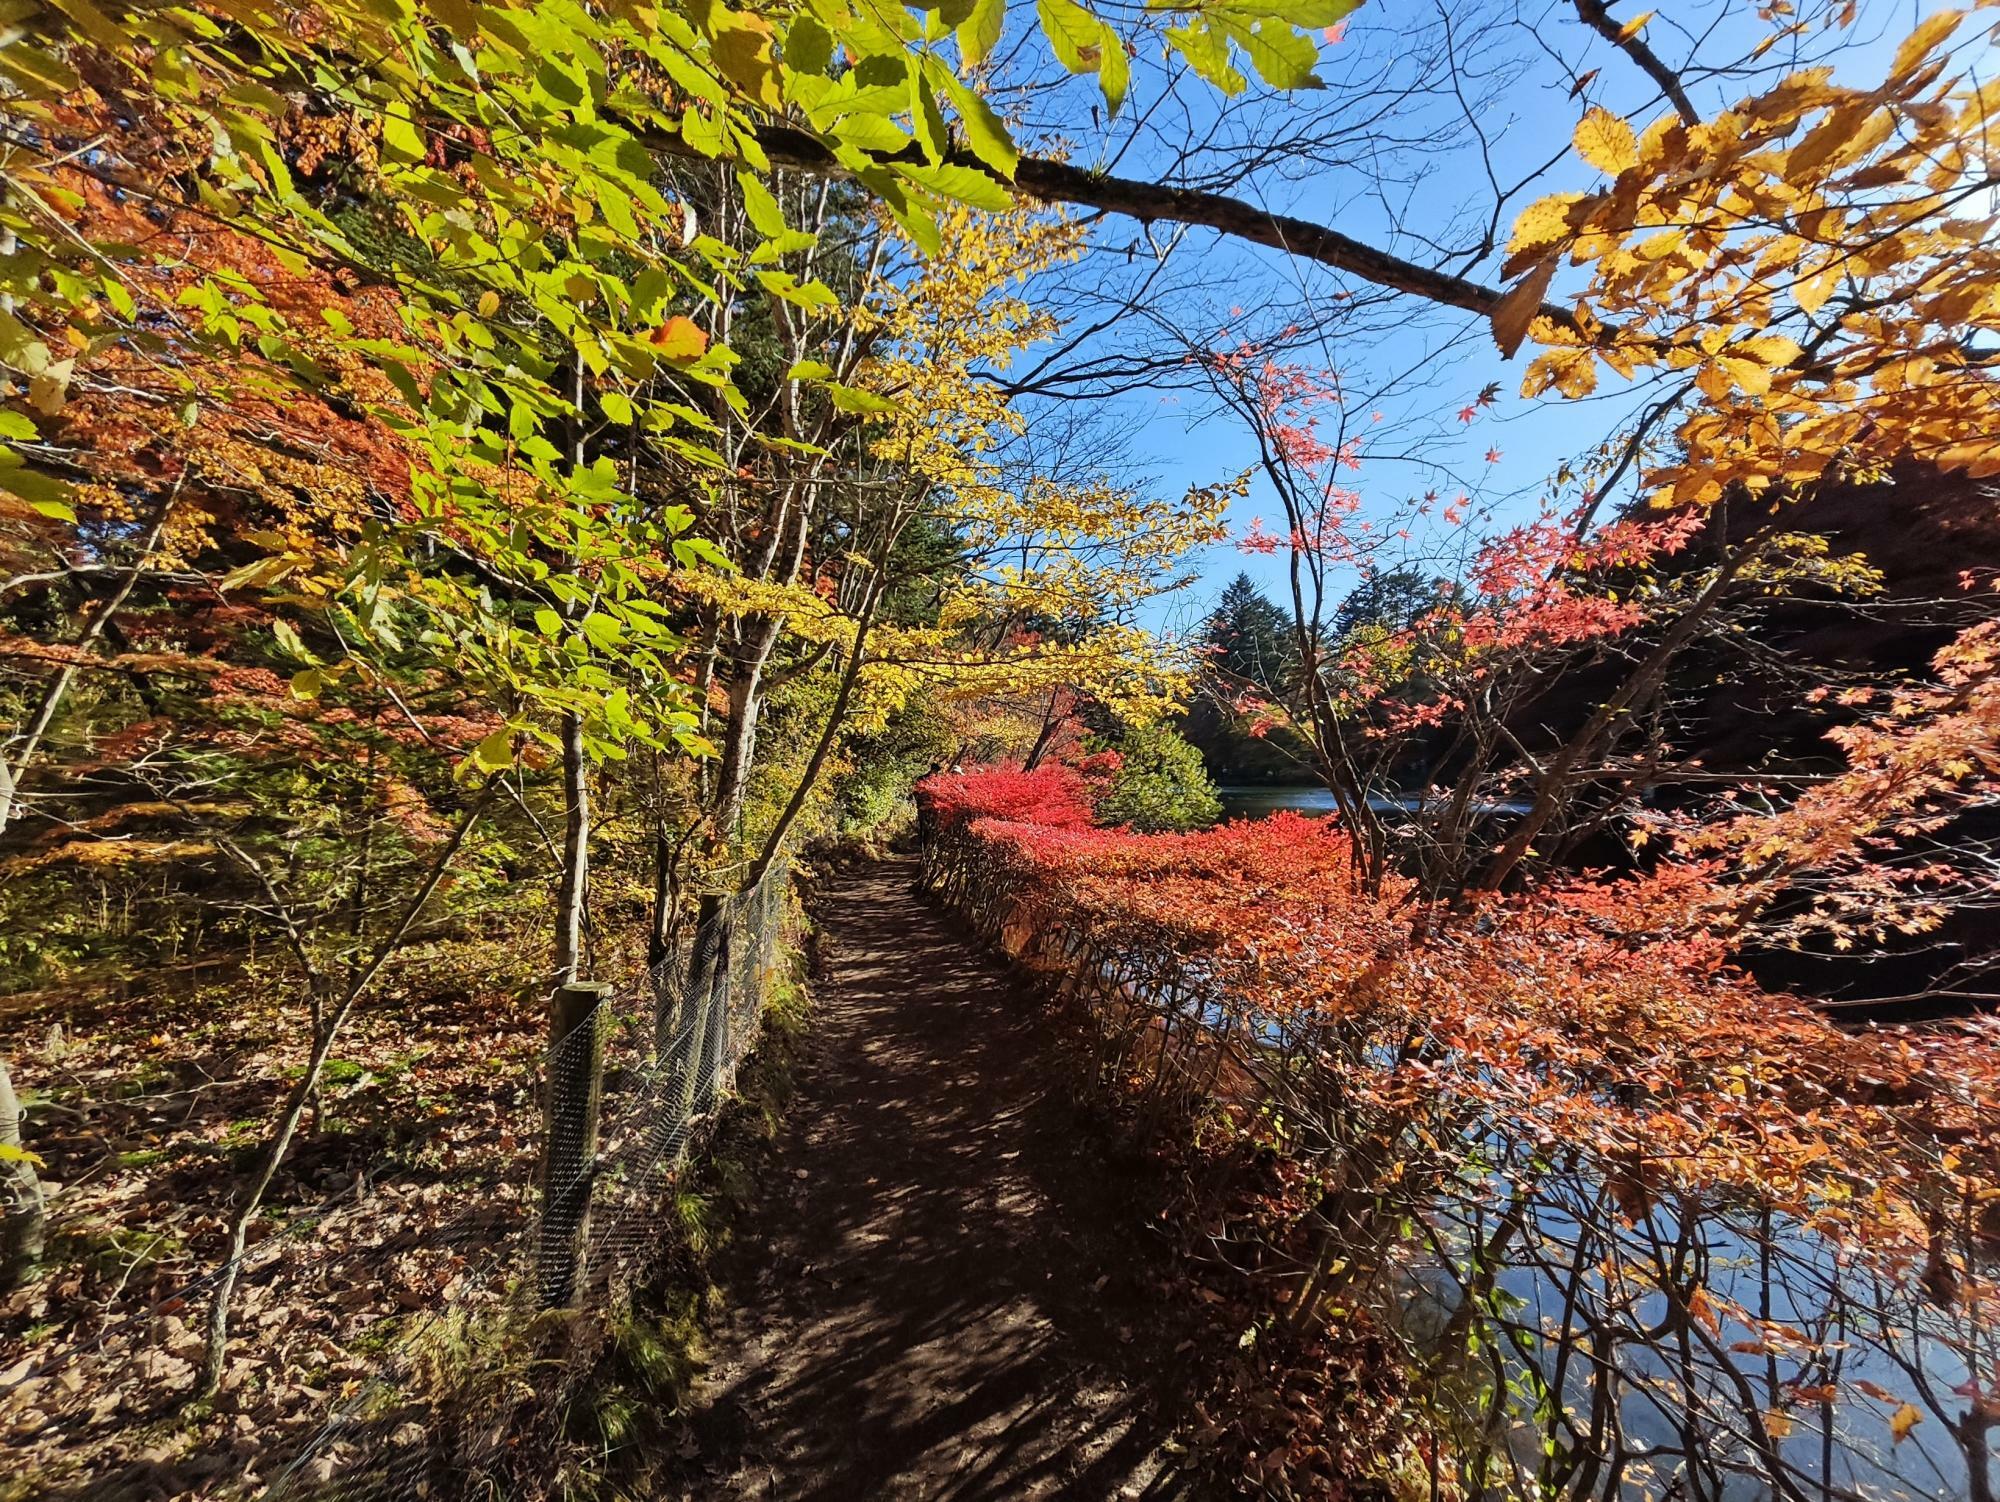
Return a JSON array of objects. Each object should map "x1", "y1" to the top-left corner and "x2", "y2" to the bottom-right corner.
[
  {"x1": 1022, "y1": 690, "x2": 1064, "y2": 771},
  {"x1": 0, "y1": 1056, "x2": 46, "y2": 1292},
  {"x1": 708, "y1": 669, "x2": 766, "y2": 850},
  {"x1": 551, "y1": 710, "x2": 589, "y2": 989},
  {"x1": 647, "y1": 825, "x2": 676, "y2": 971},
  {"x1": 676, "y1": 665, "x2": 766, "y2": 1021}
]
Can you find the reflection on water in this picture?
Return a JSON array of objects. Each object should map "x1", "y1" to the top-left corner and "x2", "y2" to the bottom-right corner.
[
  {"x1": 1215, "y1": 784, "x2": 1532, "y2": 821},
  {"x1": 1215, "y1": 784, "x2": 1343, "y2": 819},
  {"x1": 1205, "y1": 783, "x2": 1987, "y2": 1500},
  {"x1": 1386, "y1": 1182, "x2": 1982, "y2": 1501}
]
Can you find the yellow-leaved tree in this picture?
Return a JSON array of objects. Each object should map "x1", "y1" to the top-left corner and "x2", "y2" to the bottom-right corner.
[
  {"x1": 1474, "y1": 9, "x2": 2000, "y2": 897},
  {"x1": 659, "y1": 201, "x2": 1232, "y2": 1001}
]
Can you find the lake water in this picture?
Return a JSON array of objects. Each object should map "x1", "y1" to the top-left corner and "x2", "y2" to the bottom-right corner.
[
  {"x1": 1204, "y1": 786, "x2": 1977, "y2": 1498},
  {"x1": 1214, "y1": 784, "x2": 1531, "y2": 821},
  {"x1": 1214, "y1": 784, "x2": 1342, "y2": 819}
]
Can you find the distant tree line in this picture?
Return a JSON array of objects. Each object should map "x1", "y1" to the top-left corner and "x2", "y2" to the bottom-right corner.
[{"x1": 1182, "y1": 568, "x2": 1453, "y2": 787}]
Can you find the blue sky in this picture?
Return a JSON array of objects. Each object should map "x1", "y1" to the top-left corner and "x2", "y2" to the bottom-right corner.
[{"x1": 993, "y1": 0, "x2": 1934, "y2": 633}]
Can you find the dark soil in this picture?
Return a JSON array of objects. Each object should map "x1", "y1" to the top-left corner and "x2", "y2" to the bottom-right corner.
[{"x1": 664, "y1": 855, "x2": 1213, "y2": 1502}]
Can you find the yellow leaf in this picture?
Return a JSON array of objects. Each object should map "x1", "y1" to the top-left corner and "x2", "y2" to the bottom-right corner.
[
  {"x1": 1734, "y1": 334, "x2": 1802, "y2": 368},
  {"x1": 1890, "y1": 1402, "x2": 1922, "y2": 1443},
  {"x1": 1491, "y1": 256, "x2": 1558, "y2": 359},
  {"x1": 1617, "y1": 10, "x2": 1653, "y2": 41},
  {"x1": 1832, "y1": 107, "x2": 1896, "y2": 169},
  {"x1": 1889, "y1": 11, "x2": 1961, "y2": 81},
  {"x1": 1788, "y1": 105, "x2": 1867, "y2": 180},
  {"x1": 1522, "y1": 348, "x2": 1597, "y2": 398},
  {"x1": 1794, "y1": 261, "x2": 1840, "y2": 316},
  {"x1": 1575, "y1": 107, "x2": 1638, "y2": 175},
  {"x1": 1507, "y1": 192, "x2": 1591, "y2": 259}
]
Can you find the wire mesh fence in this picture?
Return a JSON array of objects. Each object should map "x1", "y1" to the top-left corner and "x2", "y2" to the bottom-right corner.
[
  {"x1": 32, "y1": 863, "x2": 805, "y2": 1502},
  {"x1": 246, "y1": 863, "x2": 794, "y2": 1501}
]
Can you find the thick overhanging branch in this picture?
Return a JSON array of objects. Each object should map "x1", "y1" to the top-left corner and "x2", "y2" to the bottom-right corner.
[{"x1": 649, "y1": 122, "x2": 1586, "y2": 336}]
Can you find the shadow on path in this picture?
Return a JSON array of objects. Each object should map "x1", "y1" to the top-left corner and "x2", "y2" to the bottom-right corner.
[{"x1": 665, "y1": 855, "x2": 1211, "y2": 1502}]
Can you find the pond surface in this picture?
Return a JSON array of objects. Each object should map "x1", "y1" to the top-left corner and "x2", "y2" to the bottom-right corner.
[
  {"x1": 1202, "y1": 784, "x2": 1986, "y2": 1498},
  {"x1": 1214, "y1": 783, "x2": 1342, "y2": 819},
  {"x1": 1214, "y1": 784, "x2": 1532, "y2": 821}
]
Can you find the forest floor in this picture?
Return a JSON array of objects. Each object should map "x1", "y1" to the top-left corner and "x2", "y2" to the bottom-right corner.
[{"x1": 663, "y1": 855, "x2": 1216, "y2": 1502}]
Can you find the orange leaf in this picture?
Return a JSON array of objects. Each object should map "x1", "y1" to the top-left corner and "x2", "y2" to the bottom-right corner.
[
  {"x1": 1687, "y1": 1284, "x2": 1721, "y2": 1336},
  {"x1": 649, "y1": 316, "x2": 709, "y2": 361}
]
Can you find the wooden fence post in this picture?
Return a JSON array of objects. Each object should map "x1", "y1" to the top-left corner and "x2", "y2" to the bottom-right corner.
[{"x1": 538, "y1": 980, "x2": 610, "y2": 1308}]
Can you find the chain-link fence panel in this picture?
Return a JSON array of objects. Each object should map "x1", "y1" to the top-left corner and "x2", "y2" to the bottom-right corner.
[{"x1": 249, "y1": 864, "x2": 796, "y2": 1502}]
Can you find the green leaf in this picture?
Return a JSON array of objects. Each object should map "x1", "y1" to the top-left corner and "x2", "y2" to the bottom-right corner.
[
  {"x1": 0, "y1": 309, "x2": 53, "y2": 376},
  {"x1": 0, "y1": 458, "x2": 74, "y2": 519},
  {"x1": 0, "y1": 43, "x2": 80, "y2": 99},
  {"x1": 679, "y1": 104, "x2": 729, "y2": 157},
  {"x1": 270, "y1": 617, "x2": 312, "y2": 661},
  {"x1": 101, "y1": 276, "x2": 137, "y2": 321},
  {"x1": 600, "y1": 389, "x2": 636, "y2": 425},
  {"x1": 1222, "y1": 0, "x2": 1360, "y2": 25},
  {"x1": 749, "y1": 228, "x2": 820, "y2": 263},
  {"x1": 831, "y1": 112, "x2": 914, "y2": 154},
  {"x1": 534, "y1": 607, "x2": 564, "y2": 637},
  {"x1": 909, "y1": 56, "x2": 950, "y2": 163},
  {"x1": 894, "y1": 161, "x2": 1014, "y2": 212},
  {"x1": 959, "y1": 0, "x2": 1006, "y2": 65},
  {"x1": 1036, "y1": 0, "x2": 1105, "y2": 74},
  {"x1": 825, "y1": 383, "x2": 899, "y2": 416},
  {"x1": 736, "y1": 170, "x2": 790, "y2": 239},
  {"x1": 381, "y1": 104, "x2": 427, "y2": 162},
  {"x1": 220, "y1": 555, "x2": 298, "y2": 592},
  {"x1": 1166, "y1": 20, "x2": 1246, "y2": 94},
  {"x1": 786, "y1": 14, "x2": 833, "y2": 74},
  {"x1": 1098, "y1": 21, "x2": 1130, "y2": 114},
  {"x1": 47, "y1": 0, "x2": 128, "y2": 51},
  {"x1": 472, "y1": 729, "x2": 515, "y2": 771},
  {"x1": 1217, "y1": 16, "x2": 1322, "y2": 90},
  {"x1": 936, "y1": 63, "x2": 1019, "y2": 177},
  {"x1": 755, "y1": 270, "x2": 841, "y2": 312}
]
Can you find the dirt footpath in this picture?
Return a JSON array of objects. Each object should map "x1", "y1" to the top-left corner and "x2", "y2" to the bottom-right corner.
[{"x1": 664, "y1": 856, "x2": 1212, "y2": 1502}]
